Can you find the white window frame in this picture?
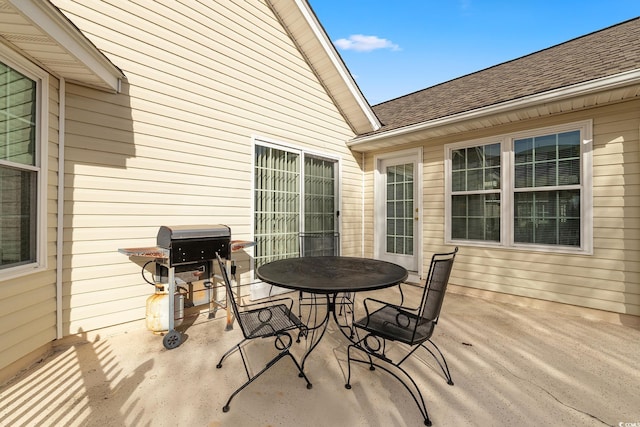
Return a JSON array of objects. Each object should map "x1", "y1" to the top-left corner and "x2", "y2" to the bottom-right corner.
[
  {"x1": 445, "y1": 120, "x2": 593, "y2": 255},
  {"x1": 0, "y1": 44, "x2": 49, "y2": 280}
]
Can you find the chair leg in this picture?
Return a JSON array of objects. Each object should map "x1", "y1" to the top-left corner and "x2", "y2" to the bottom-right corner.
[
  {"x1": 420, "y1": 339, "x2": 454, "y2": 386},
  {"x1": 221, "y1": 346, "x2": 312, "y2": 413},
  {"x1": 216, "y1": 338, "x2": 249, "y2": 369},
  {"x1": 345, "y1": 344, "x2": 354, "y2": 389},
  {"x1": 345, "y1": 344, "x2": 432, "y2": 426},
  {"x1": 336, "y1": 293, "x2": 355, "y2": 337}
]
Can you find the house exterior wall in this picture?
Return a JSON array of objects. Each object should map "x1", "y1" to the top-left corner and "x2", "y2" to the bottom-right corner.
[
  {"x1": 364, "y1": 99, "x2": 639, "y2": 318},
  {"x1": 0, "y1": 0, "x2": 365, "y2": 379},
  {"x1": 50, "y1": 0, "x2": 362, "y2": 337},
  {"x1": 0, "y1": 75, "x2": 59, "y2": 375}
]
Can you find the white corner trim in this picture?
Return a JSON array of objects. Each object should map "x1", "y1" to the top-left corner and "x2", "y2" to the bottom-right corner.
[{"x1": 56, "y1": 77, "x2": 65, "y2": 339}]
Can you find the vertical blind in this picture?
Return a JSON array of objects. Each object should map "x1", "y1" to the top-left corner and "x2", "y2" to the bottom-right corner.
[
  {"x1": 254, "y1": 145, "x2": 300, "y2": 267},
  {"x1": 304, "y1": 156, "x2": 336, "y2": 234},
  {"x1": 254, "y1": 144, "x2": 337, "y2": 268}
]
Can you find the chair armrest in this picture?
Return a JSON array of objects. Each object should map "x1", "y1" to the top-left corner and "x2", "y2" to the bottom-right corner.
[
  {"x1": 362, "y1": 297, "x2": 418, "y2": 313},
  {"x1": 240, "y1": 296, "x2": 295, "y2": 311}
]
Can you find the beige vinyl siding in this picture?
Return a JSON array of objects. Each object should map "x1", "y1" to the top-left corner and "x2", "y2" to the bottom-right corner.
[
  {"x1": 0, "y1": 77, "x2": 59, "y2": 373},
  {"x1": 447, "y1": 102, "x2": 639, "y2": 316},
  {"x1": 52, "y1": 0, "x2": 361, "y2": 335},
  {"x1": 364, "y1": 99, "x2": 639, "y2": 317}
]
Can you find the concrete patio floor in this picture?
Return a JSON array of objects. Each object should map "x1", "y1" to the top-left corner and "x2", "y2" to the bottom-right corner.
[{"x1": 1, "y1": 287, "x2": 639, "y2": 427}]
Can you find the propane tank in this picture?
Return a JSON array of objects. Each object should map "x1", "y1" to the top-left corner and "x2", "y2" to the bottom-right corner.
[{"x1": 145, "y1": 285, "x2": 185, "y2": 333}]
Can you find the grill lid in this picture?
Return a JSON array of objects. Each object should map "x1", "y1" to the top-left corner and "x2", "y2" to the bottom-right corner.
[{"x1": 157, "y1": 224, "x2": 231, "y2": 247}]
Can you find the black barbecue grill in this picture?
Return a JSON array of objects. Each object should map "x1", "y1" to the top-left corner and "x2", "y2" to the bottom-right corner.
[
  {"x1": 157, "y1": 225, "x2": 231, "y2": 265},
  {"x1": 119, "y1": 225, "x2": 232, "y2": 349}
]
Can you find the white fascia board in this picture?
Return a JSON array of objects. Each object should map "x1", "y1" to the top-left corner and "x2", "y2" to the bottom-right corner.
[
  {"x1": 292, "y1": 0, "x2": 381, "y2": 131},
  {"x1": 7, "y1": 0, "x2": 124, "y2": 92},
  {"x1": 349, "y1": 68, "x2": 640, "y2": 148}
]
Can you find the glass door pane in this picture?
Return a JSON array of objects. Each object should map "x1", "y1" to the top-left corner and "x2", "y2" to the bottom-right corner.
[
  {"x1": 304, "y1": 156, "x2": 336, "y2": 233},
  {"x1": 254, "y1": 145, "x2": 300, "y2": 268},
  {"x1": 386, "y1": 163, "x2": 414, "y2": 255}
]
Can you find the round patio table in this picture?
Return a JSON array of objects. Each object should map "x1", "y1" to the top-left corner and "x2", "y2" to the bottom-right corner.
[{"x1": 256, "y1": 256, "x2": 408, "y2": 369}]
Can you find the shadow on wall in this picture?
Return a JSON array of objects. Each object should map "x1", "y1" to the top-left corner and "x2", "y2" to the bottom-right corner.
[
  {"x1": 0, "y1": 329, "x2": 153, "y2": 425},
  {"x1": 62, "y1": 80, "x2": 139, "y2": 337}
]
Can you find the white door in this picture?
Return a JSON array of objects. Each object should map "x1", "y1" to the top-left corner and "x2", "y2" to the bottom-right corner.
[{"x1": 375, "y1": 151, "x2": 421, "y2": 272}]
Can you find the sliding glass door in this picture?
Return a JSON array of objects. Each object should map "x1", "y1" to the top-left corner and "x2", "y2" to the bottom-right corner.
[{"x1": 253, "y1": 142, "x2": 339, "y2": 297}]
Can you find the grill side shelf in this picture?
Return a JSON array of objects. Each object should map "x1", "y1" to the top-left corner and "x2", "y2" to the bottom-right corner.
[{"x1": 118, "y1": 247, "x2": 169, "y2": 260}]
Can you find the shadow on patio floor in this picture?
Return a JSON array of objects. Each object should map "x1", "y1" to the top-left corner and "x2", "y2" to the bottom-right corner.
[{"x1": 1, "y1": 290, "x2": 638, "y2": 426}]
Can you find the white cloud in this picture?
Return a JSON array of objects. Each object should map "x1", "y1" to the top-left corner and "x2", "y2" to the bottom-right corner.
[{"x1": 334, "y1": 34, "x2": 400, "y2": 52}]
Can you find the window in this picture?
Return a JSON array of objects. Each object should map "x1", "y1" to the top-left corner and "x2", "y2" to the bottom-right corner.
[
  {"x1": 254, "y1": 141, "x2": 338, "y2": 268},
  {"x1": 513, "y1": 131, "x2": 581, "y2": 246},
  {"x1": 451, "y1": 143, "x2": 501, "y2": 242},
  {"x1": 1, "y1": 56, "x2": 46, "y2": 275},
  {"x1": 445, "y1": 121, "x2": 592, "y2": 253}
]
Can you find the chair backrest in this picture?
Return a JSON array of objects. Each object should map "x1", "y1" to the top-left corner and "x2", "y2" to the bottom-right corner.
[
  {"x1": 299, "y1": 232, "x2": 340, "y2": 257},
  {"x1": 417, "y1": 247, "x2": 458, "y2": 326}
]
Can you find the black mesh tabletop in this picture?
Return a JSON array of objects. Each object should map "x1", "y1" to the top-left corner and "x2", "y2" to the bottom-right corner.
[{"x1": 256, "y1": 256, "x2": 408, "y2": 294}]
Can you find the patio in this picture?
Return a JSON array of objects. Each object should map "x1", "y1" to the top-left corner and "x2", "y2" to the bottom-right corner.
[{"x1": 1, "y1": 287, "x2": 638, "y2": 426}]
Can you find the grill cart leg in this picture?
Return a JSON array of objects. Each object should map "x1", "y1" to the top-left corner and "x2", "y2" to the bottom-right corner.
[{"x1": 164, "y1": 266, "x2": 183, "y2": 349}]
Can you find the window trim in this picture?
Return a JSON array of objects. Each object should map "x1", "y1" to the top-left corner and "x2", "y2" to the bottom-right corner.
[
  {"x1": 0, "y1": 43, "x2": 49, "y2": 280},
  {"x1": 445, "y1": 120, "x2": 593, "y2": 255}
]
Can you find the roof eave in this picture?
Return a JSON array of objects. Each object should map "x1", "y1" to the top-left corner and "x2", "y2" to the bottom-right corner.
[
  {"x1": 2, "y1": 0, "x2": 124, "y2": 92},
  {"x1": 348, "y1": 69, "x2": 640, "y2": 152},
  {"x1": 267, "y1": 0, "x2": 380, "y2": 134}
]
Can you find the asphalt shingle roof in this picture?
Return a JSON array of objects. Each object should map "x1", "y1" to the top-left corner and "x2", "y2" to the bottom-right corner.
[{"x1": 369, "y1": 17, "x2": 640, "y2": 135}]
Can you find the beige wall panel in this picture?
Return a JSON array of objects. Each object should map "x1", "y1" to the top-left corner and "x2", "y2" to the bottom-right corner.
[
  {"x1": 595, "y1": 237, "x2": 640, "y2": 251},
  {"x1": 0, "y1": 329, "x2": 56, "y2": 374},
  {"x1": 64, "y1": 202, "x2": 250, "y2": 218},
  {"x1": 66, "y1": 296, "x2": 148, "y2": 333},
  {"x1": 63, "y1": 286, "x2": 150, "y2": 310},
  {"x1": 0, "y1": 283, "x2": 56, "y2": 318},
  {"x1": 64, "y1": 1, "x2": 327, "y2": 98},
  {"x1": 62, "y1": 274, "x2": 146, "y2": 296},
  {"x1": 1, "y1": 312, "x2": 56, "y2": 353},
  {"x1": 594, "y1": 185, "x2": 640, "y2": 197},
  {"x1": 363, "y1": 99, "x2": 639, "y2": 317},
  {"x1": 48, "y1": 0, "x2": 360, "y2": 335}
]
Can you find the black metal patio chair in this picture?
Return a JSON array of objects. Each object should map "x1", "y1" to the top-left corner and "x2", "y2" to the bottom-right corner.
[
  {"x1": 345, "y1": 247, "x2": 458, "y2": 426},
  {"x1": 299, "y1": 231, "x2": 340, "y2": 257},
  {"x1": 215, "y1": 253, "x2": 312, "y2": 412}
]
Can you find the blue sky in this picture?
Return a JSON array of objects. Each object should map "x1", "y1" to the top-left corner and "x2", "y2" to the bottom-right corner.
[{"x1": 308, "y1": 1, "x2": 640, "y2": 105}]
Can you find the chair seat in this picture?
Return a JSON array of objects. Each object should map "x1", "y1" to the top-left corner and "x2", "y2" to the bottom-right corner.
[
  {"x1": 239, "y1": 304, "x2": 305, "y2": 339},
  {"x1": 354, "y1": 305, "x2": 435, "y2": 345}
]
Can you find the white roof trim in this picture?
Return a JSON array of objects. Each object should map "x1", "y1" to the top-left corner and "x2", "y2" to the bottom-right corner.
[
  {"x1": 3, "y1": 0, "x2": 124, "y2": 92},
  {"x1": 348, "y1": 68, "x2": 640, "y2": 149},
  {"x1": 267, "y1": 0, "x2": 380, "y2": 134},
  {"x1": 294, "y1": 0, "x2": 380, "y2": 131}
]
